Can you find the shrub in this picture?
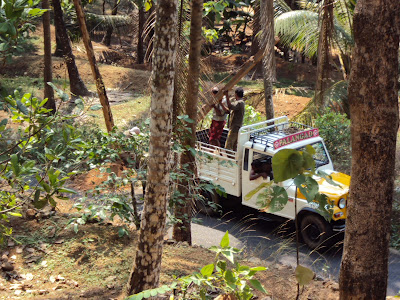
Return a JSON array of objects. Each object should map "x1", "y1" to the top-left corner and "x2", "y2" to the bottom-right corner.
[{"x1": 315, "y1": 110, "x2": 351, "y2": 174}]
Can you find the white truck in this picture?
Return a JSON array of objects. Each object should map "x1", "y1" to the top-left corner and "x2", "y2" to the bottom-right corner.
[{"x1": 196, "y1": 116, "x2": 350, "y2": 249}]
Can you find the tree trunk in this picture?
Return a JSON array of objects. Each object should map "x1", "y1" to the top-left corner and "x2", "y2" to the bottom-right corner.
[
  {"x1": 102, "y1": 0, "x2": 119, "y2": 46},
  {"x1": 314, "y1": 0, "x2": 334, "y2": 109},
  {"x1": 53, "y1": 0, "x2": 91, "y2": 97},
  {"x1": 260, "y1": 0, "x2": 276, "y2": 119},
  {"x1": 43, "y1": 0, "x2": 55, "y2": 112},
  {"x1": 126, "y1": 0, "x2": 178, "y2": 295},
  {"x1": 137, "y1": 5, "x2": 145, "y2": 64},
  {"x1": 73, "y1": 0, "x2": 114, "y2": 132},
  {"x1": 54, "y1": 31, "x2": 64, "y2": 57},
  {"x1": 339, "y1": 1, "x2": 400, "y2": 299},
  {"x1": 172, "y1": 0, "x2": 203, "y2": 244}
]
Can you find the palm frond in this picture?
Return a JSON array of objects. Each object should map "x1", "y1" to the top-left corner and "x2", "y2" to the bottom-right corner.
[
  {"x1": 296, "y1": 0, "x2": 319, "y2": 12},
  {"x1": 275, "y1": 9, "x2": 353, "y2": 58},
  {"x1": 274, "y1": 10, "x2": 320, "y2": 57},
  {"x1": 85, "y1": 12, "x2": 133, "y2": 31},
  {"x1": 273, "y1": 0, "x2": 292, "y2": 17}
]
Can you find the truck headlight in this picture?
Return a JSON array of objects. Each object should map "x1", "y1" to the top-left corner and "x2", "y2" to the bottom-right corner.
[{"x1": 338, "y1": 198, "x2": 346, "y2": 209}]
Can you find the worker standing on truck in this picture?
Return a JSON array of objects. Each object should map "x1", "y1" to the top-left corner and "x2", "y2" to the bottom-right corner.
[
  {"x1": 224, "y1": 87, "x2": 245, "y2": 151},
  {"x1": 209, "y1": 87, "x2": 229, "y2": 147}
]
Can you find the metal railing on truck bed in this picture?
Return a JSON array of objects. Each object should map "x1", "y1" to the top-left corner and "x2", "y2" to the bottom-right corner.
[{"x1": 195, "y1": 130, "x2": 241, "y2": 197}]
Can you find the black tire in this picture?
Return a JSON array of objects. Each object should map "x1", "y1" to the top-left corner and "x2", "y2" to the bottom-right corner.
[
  {"x1": 300, "y1": 214, "x2": 333, "y2": 250},
  {"x1": 195, "y1": 188, "x2": 220, "y2": 216}
]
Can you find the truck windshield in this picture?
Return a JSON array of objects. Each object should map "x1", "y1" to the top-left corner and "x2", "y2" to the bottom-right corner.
[{"x1": 297, "y1": 142, "x2": 329, "y2": 168}]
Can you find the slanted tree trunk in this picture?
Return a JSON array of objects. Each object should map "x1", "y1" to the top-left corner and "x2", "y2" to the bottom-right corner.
[
  {"x1": 314, "y1": 0, "x2": 334, "y2": 109},
  {"x1": 339, "y1": 1, "x2": 400, "y2": 299},
  {"x1": 43, "y1": 0, "x2": 55, "y2": 112},
  {"x1": 260, "y1": 0, "x2": 276, "y2": 120},
  {"x1": 125, "y1": 0, "x2": 178, "y2": 294},
  {"x1": 53, "y1": 0, "x2": 90, "y2": 97},
  {"x1": 102, "y1": 0, "x2": 119, "y2": 46},
  {"x1": 172, "y1": 0, "x2": 203, "y2": 244},
  {"x1": 73, "y1": 0, "x2": 114, "y2": 132}
]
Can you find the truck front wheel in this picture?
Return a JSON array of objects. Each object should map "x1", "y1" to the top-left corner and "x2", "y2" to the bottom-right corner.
[
  {"x1": 300, "y1": 214, "x2": 333, "y2": 250},
  {"x1": 195, "y1": 188, "x2": 220, "y2": 216}
]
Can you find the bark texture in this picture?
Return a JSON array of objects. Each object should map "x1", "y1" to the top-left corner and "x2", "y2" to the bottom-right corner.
[
  {"x1": 53, "y1": 0, "x2": 90, "y2": 97},
  {"x1": 73, "y1": 0, "x2": 114, "y2": 132},
  {"x1": 314, "y1": 0, "x2": 334, "y2": 109},
  {"x1": 43, "y1": 0, "x2": 55, "y2": 112},
  {"x1": 137, "y1": 5, "x2": 145, "y2": 64},
  {"x1": 260, "y1": 0, "x2": 276, "y2": 119},
  {"x1": 339, "y1": 1, "x2": 400, "y2": 299},
  {"x1": 172, "y1": 0, "x2": 204, "y2": 244},
  {"x1": 126, "y1": 0, "x2": 178, "y2": 294}
]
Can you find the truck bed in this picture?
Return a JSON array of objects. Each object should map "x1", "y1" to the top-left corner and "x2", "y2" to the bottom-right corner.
[{"x1": 196, "y1": 129, "x2": 242, "y2": 197}]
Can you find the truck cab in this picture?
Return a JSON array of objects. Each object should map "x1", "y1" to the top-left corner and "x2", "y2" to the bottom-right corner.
[{"x1": 196, "y1": 116, "x2": 350, "y2": 250}]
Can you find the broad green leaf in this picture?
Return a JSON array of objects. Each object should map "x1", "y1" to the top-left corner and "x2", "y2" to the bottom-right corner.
[
  {"x1": 244, "y1": 182, "x2": 271, "y2": 201},
  {"x1": 295, "y1": 176, "x2": 319, "y2": 202},
  {"x1": 200, "y1": 263, "x2": 214, "y2": 277},
  {"x1": 221, "y1": 250, "x2": 235, "y2": 264},
  {"x1": 216, "y1": 260, "x2": 227, "y2": 272},
  {"x1": 28, "y1": 7, "x2": 44, "y2": 16},
  {"x1": 295, "y1": 265, "x2": 315, "y2": 286},
  {"x1": 272, "y1": 149, "x2": 304, "y2": 182},
  {"x1": 16, "y1": 100, "x2": 29, "y2": 115},
  {"x1": 142, "y1": 289, "x2": 152, "y2": 298},
  {"x1": 58, "y1": 187, "x2": 77, "y2": 194},
  {"x1": 302, "y1": 150, "x2": 315, "y2": 172},
  {"x1": 90, "y1": 104, "x2": 103, "y2": 111},
  {"x1": 34, "y1": 190, "x2": 40, "y2": 202},
  {"x1": 258, "y1": 185, "x2": 288, "y2": 213},
  {"x1": 10, "y1": 154, "x2": 20, "y2": 176},
  {"x1": 249, "y1": 279, "x2": 267, "y2": 293},
  {"x1": 220, "y1": 231, "x2": 230, "y2": 248},
  {"x1": 224, "y1": 269, "x2": 236, "y2": 284},
  {"x1": 40, "y1": 181, "x2": 50, "y2": 193},
  {"x1": 305, "y1": 144, "x2": 315, "y2": 155},
  {"x1": 127, "y1": 292, "x2": 144, "y2": 300},
  {"x1": 7, "y1": 212, "x2": 22, "y2": 217},
  {"x1": 48, "y1": 196, "x2": 57, "y2": 207},
  {"x1": 317, "y1": 170, "x2": 341, "y2": 187},
  {"x1": 250, "y1": 266, "x2": 267, "y2": 271},
  {"x1": 33, "y1": 198, "x2": 47, "y2": 209},
  {"x1": 47, "y1": 82, "x2": 69, "y2": 102}
]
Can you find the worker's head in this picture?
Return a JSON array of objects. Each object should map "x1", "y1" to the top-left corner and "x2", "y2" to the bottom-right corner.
[
  {"x1": 212, "y1": 87, "x2": 219, "y2": 95},
  {"x1": 235, "y1": 87, "x2": 244, "y2": 99}
]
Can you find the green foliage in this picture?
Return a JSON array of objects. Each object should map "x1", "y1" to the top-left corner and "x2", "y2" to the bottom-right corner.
[
  {"x1": 0, "y1": 0, "x2": 45, "y2": 62},
  {"x1": 67, "y1": 125, "x2": 150, "y2": 232},
  {"x1": 203, "y1": 0, "x2": 253, "y2": 47},
  {"x1": 127, "y1": 231, "x2": 267, "y2": 300},
  {"x1": 295, "y1": 265, "x2": 315, "y2": 286},
  {"x1": 315, "y1": 110, "x2": 351, "y2": 173},
  {"x1": 0, "y1": 90, "x2": 85, "y2": 242},
  {"x1": 260, "y1": 145, "x2": 334, "y2": 219}
]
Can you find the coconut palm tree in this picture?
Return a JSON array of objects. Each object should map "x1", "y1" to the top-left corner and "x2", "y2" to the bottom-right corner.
[{"x1": 274, "y1": 0, "x2": 355, "y2": 113}]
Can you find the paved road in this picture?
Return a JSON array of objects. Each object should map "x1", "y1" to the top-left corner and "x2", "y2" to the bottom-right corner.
[{"x1": 185, "y1": 207, "x2": 400, "y2": 296}]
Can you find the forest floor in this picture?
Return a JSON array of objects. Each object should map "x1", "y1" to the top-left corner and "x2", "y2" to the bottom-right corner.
[{"x1": 0, "y1": 26, "x2": 399, "y2": 299}]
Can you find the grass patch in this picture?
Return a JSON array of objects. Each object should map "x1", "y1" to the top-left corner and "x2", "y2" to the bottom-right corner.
[
  {"x1": 0, "y1": 76, "x2": 73, "y2": 98},
  {"x1": 90, "y1": 95, "x2": 151, "y2": 131}
]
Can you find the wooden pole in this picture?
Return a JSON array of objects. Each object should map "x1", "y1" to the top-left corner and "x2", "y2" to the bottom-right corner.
[{"x1": 73, "y1": 0, "x2": 115, "y2": 132}]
